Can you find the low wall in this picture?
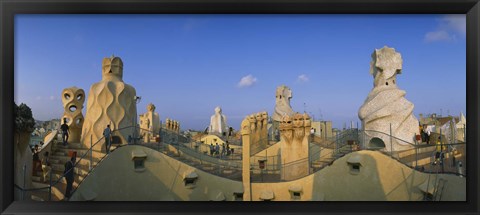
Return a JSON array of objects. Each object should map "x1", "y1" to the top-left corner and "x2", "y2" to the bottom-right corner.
[
  {"x1": 249, "y1": 150, "x2": 465, "y2": 201},
  {"x1": 70, "y1": 145, "x2": 243, "y2": 201}
]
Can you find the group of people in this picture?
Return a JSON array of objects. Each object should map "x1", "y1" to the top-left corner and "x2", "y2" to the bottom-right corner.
[
  {"x1": 209, "y1": 142, "x2": 234, "y2": 158},
  {"x1": 31, "y1": 144, "x2": 51, "y2": 182}
]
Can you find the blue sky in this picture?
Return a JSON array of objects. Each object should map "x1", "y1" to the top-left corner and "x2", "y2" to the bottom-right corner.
[{"x1": 14, "y1": 15, "x2": 466, "y2": 130}]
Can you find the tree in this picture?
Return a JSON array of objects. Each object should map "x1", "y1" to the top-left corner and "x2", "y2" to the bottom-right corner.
[{"x1": 14, "y1": 102, "x2": 35, "y2": 134}]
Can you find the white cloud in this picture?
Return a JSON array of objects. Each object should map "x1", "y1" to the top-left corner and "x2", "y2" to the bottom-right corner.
[
  {"x1": 36, "y1": 96, "x2": 42, "y2": 100},
  {"x1": 441, "y1": 15, "x2": 466, "y2": 35},
  {"x1": 297, "y1": 74, "x2": 309, "y2": 82},
  {"x1": 424, "y1": 30, "x2": 453, "y2": 42},
  {"x1": 424, "y1": 15, "x2": 465, "y2": 43},
  {"x1": 237, "y1": 75, "x2": 257, "y2": 88}
]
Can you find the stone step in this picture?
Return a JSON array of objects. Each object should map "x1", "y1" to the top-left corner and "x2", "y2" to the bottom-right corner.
[
  {"x1": 55, "y1": 142, "x2": 83, "y2": 149},
  {"x1": 53, "y1": 147, "x2": 105, "y2": 159},
  {"x1": 32, "y1": 175, "x2": 42, "y2": 182},
  {"x1": 49, "y1": 172, "x2": 86, "y2": 183},
  {"x1": 49, "y1": 155, "x2": 100, "y2": 168},
  {"x1": 50, "y1": 164, "x2": 90, "y2": 176},
  {"x1": 54, "y1": 151, "x2": 68, "y2": 157}
]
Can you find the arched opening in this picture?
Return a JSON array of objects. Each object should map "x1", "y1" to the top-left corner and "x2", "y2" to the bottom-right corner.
[
  {"x1": 75, "y1": 117, "x2": 82, "y2": 126},
  {"x1": 69, "y1": 105, "x2": 77, "y2": 112},
  {"x1": 369, "y1": 137, "x2": 385, "y2": 149}
]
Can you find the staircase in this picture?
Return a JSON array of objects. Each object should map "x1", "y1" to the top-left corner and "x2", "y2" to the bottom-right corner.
[{"x1": 30, "y1": 141, "x2": 105, "y2": 201}]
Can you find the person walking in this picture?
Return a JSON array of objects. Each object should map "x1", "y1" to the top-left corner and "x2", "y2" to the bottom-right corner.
[
  {"x1": 64, "y1": 155, "x2": 75, "y2": 200},
  {"x1": 60, "y1": 118, "x2": 70, "y2": 146},
  {"x1": 103, "y1": 125, "x2": 112, "y2": 154}
]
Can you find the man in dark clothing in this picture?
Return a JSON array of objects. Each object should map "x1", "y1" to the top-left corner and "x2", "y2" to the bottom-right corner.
[
  {"x1": 60, "y1": 118, "x2": 70, "y2": 146},
  {"x1": 64, "y1": 156, "x2": 75, "y2": 199},
  {"x1": 32, "y1": 145, "x2": 41, "y2": 175},
  {"x1": 103, "y1": 125, "x2": 112, "y2": 154}
]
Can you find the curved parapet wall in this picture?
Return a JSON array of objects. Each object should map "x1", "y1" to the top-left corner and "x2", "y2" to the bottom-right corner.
[
  {"x1": 80, "y1": 56, "x2": 137, "y2": 152},
  {"x1": 70, "y1": 146, "x2": 465, "y2": 201},
  {"x1": 249, "y1": 150, "x2": 465, "y2": 201},
  {"x1": 358, "y1": 46, "x2": 419, "y2": 152},
  {"x1": 70, "y1": 145, "x2": 243, "y2": 201}
]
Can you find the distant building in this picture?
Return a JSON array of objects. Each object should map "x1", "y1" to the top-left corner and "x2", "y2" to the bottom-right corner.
[
  {"x1": 311, "y1": 121, "x2": 333, "y2": 140},
  {"x1": 418, "y1": 113, "x2": 466, "y2": 142}
]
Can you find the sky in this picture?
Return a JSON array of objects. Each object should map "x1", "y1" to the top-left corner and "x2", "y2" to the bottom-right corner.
[{"x1": 14, "y1": 14, "x2": 466, "y2": 131}]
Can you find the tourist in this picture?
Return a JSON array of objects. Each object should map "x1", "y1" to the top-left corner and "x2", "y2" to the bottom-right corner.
[
  {"x1": 60, "y1": 118, "x2": 70, "y2": 146},
  {"x1": 41, "y1": 151, "x2": 51, "y2": 182},
  {"x1": 420, "y1": 125, "x2": 426, "y2": 143},
  {"x1": 423, "y1": 125, "x2": 431, "y2": 144},
  {"x1": 32, "y1": 145, "x2": 41, "y2": 175},
  {"x1": 310, "y1": 127, "x2": 315, "y2": 141},
  {"x1": 103, "y1": 125, "x2": 112, "y2": 154},
  {"x1": 63, "y1": 155, "x2": 75, "y2": 199},
  {"x1": 128, "y1": 135, "x2": 133, "y2": 145},
  {"x1": 226, "y1": 144, "x2": 231, "y2": 156},
  {"x1": 221, "y1": 143, "x2": 226, "y2": 158},
  {"x1": 215, "y1": 143, "x2": 220, "y2": 156},
  {"x1": 209, "y1": 144, "x2": 214, "y2": 156},
  {"x1": 434, "y1": 136, "x2": 445, "y2": 165}
]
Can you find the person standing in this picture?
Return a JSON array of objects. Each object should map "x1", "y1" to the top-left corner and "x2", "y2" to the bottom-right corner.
[
  {"x1": 310, "y1": 127, "x2": 315, "y2": 142},
  {"x1": 215, "y1": 143, "x2": 220, "y2": 156},
  {"x1": 221, "y1": 143, "x2": 226, "y2": 158},
  {"x1": 424, "y1": 125, "x2": 431, "y2": 144},
  {"x1": 209, "y1": 144, "x2": 214, "y2": 156},
  {"x1": 32, "y1": 145, "x2": 41, "y2": 175},
  {"x1": 64, "y1": 155, "x2": 75, "y2": 199},
  {"x1": 420, "y1": 124, "x2": 426, "y2": 143},
  {"x1": 103, "y1": 124, "x2": 112, "y2": 154},
  {"x1": 41, "y1": 151, "x2": 51, "y2": 182},
  {"x1": 60, "y1": 118, "x2": 70, "y2": 146}
]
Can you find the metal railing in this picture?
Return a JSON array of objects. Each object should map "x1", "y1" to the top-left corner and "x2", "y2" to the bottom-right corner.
[
  {"x1": 14, "y1": 125, "x2": 138, "y2": 201},
  {"x1": 358, "y1": 128, "x2": 466, "y2": 176},
  {"x1": 134, "y1": 126, "x2": 243, "y2": 181}
]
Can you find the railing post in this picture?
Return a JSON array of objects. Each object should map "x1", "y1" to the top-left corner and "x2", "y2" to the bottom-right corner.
[
  {"x1": 362, "y1": 128, "x2": 365, "y2": 149},
  {"x1": 390, "y1": 123, "x2": 393, "y2": 158},
  {"x1": 415, "y1": 133, "x2": 418, "y2": 169},
  {"x1": 48, "y1": 169, "x2": 53, "y2": 201},
  {"x1": 335, "y1": 133, "x2": 338, "y2": 154},
  {"x1": 90, "y1": 135, "x2": 93, "y2": 171},
  {"x1": 22, "y1": 164, "x2": 26, "y2": 201}
]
